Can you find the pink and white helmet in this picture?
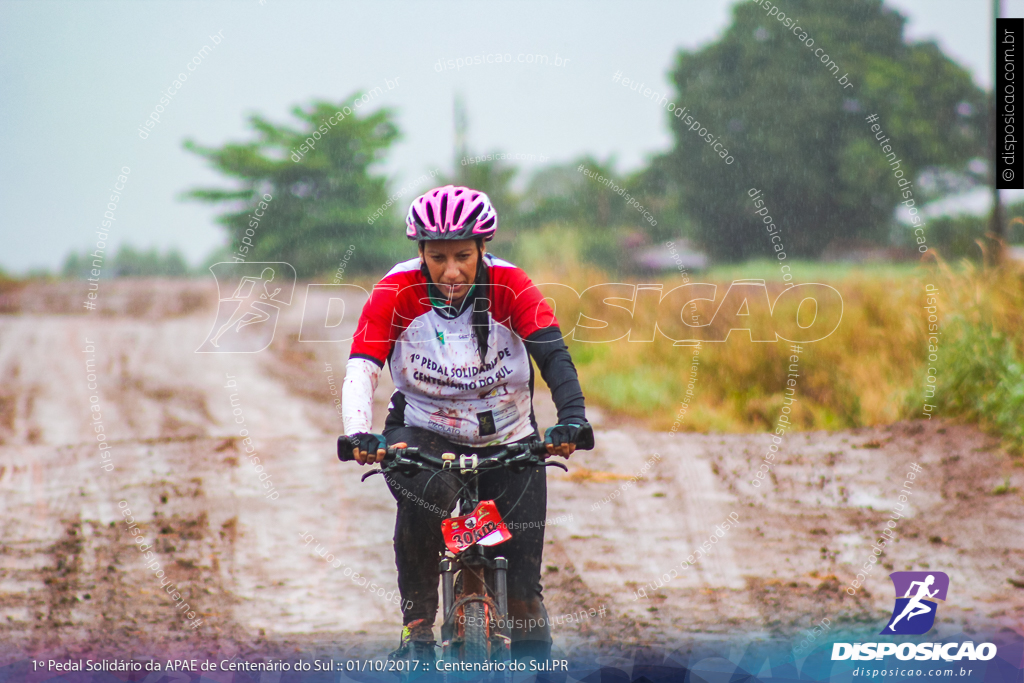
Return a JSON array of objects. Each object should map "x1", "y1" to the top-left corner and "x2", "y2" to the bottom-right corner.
[{"x1": 406, "y1": 185, "x2": 497, "y2": 241}]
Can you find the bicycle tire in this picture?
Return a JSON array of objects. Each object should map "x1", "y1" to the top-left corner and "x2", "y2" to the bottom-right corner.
[{"x1": 462, "y1": 602, "x2": 489, "y2": 664}]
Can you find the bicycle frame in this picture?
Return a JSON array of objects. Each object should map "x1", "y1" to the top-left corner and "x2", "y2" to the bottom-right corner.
[{"x1": 438, "y1": 458, "x2": 511, "y2": 664}]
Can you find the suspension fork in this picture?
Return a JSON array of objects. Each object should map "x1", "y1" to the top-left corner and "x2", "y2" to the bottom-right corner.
[
  {"x1": 462, "y1": 475, "x2": 511, "y2": 661},
  {"x1": 440, "y1": 555, "x2": 456, "y2": 650},
  {"x1": 441, "y1": 467, "x2": 485, "y2": 647},
  {"x1": 440, "y1": 461, "x2": 513, "y2": 659},
  {"x1": 494, "y1": 556, "x2": 510, "y2": 661}
]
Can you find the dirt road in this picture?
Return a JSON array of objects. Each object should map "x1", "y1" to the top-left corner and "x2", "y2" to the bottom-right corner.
[{"x1": 1, "y1": 279, "x2": 1021, "y2": 664}]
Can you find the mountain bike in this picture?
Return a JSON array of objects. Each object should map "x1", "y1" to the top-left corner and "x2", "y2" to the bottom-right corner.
[{"x1": 338, "y1": 435, "x2": 581, "y2": 677}]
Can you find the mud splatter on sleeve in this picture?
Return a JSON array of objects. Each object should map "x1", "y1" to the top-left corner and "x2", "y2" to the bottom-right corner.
[{"x1": 342, "y1": 358, "x2": 381, "y2": 435}]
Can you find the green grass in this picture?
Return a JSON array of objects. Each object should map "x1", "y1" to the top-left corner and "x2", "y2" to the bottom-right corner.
[
  {"x1": 993, "y1": 476, "x2": 1017, "y2": 495},
  {"x1": 910, "y1": 317, "x2": 1024, "y2": 454},
  {"x1": 555, "y1": 258, "x2": 1024, "y2": 459},
  {"x1": 702, "y1": 259, "x2": 926, "y2": 284}
]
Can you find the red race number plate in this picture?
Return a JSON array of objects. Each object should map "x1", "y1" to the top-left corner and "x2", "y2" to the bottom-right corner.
[{"x1": 441, "y1": 500, "x2": 512, "y2": 554}]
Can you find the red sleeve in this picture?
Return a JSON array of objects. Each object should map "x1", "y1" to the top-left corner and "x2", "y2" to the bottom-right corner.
[
  {"x1": 490, "y1": 264, "x2": 559, "y2": 340},
  {"x1": 350, "y1": 269, "x2": 429, "y2": 366}
]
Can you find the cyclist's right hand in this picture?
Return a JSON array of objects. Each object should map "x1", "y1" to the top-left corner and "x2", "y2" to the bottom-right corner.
[{"x1": 347, "y1": 432, "x2": 389, "y2": 465}]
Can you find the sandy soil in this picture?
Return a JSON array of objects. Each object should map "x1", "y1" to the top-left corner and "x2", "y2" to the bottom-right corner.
[{"x1": 1, "y1": 279, "x2": 1022, "y2": 665}]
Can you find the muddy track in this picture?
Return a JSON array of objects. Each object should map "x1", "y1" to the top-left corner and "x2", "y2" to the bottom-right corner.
[{"x1": 0, "y1": 279, "x2": 1021, "y2": 661}]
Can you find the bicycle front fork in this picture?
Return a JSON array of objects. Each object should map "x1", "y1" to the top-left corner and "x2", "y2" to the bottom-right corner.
[
  {"x1": 438, "y1": 554, "x2": 511, "y2": 662},
  {"x1": 494, "y1": 557, "x2": 510, "y2": 661}
]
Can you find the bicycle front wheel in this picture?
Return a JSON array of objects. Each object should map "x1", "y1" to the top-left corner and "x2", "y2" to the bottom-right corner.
[{"x1": 462, "y1": 602, "x2": 489, "y2": 664}]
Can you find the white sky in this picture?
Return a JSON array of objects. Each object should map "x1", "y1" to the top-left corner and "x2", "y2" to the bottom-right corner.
[{"x1": 0, "y1": 0, "x2": 1017, "y2": 273}]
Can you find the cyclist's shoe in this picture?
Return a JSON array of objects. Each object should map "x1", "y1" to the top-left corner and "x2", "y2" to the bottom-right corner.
[{"x1": 388, "y1": 618, "x2": 437, "y2": 668}]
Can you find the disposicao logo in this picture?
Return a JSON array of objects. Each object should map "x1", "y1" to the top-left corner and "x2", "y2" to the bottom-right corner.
[
  {"x1": 831, "y1": 642, "x2": 996, "y2": 662},
  {"x1": 197, "y1": 263, "x2": 296, "y2": 353},
  {"x1": 830, "y1": 571, "x2": 998, "y2": 662},
  {"x1": 882, "y1": 571, "x2": 948, "y2": 635}
]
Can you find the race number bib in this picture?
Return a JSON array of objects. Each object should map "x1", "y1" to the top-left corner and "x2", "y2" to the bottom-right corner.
[{"x1": 441, "y1": 500, "x2": 512, "y2": 554}]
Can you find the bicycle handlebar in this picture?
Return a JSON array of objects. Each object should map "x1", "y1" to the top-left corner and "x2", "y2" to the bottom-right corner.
[{"x1": 336, "y1": 436, "x2": 563, "y2": 480}]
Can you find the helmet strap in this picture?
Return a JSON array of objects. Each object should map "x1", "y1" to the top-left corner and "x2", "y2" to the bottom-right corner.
[
  {"x1": 419, "y1": 248, "x2": 490, "y2": 365},
  {"x1": 471, "y1": 250, "x2": 490, "y2": 364}
]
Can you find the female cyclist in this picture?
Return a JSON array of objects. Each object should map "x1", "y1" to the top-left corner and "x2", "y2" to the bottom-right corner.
[{"x1": 341, "y1": 185, "x2": 593, "y2": 665}]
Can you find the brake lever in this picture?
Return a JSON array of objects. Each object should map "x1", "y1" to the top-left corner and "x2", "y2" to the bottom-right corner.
[
  {"x1": 543, "y1": 461, "x2": 569, "y2": 472},
  {"x1": 500, "y1": 453, "x2": 536, "y2": 473},
  {"x1": 360, "y1": 469, "x2": 384, "y2": 482}
]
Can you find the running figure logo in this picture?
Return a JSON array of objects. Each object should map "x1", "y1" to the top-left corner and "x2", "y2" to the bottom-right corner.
[
  {"x1": 881, "y1": 571, "x2": 949, "y2": 635},
  {"x1": 197, "y1": 262, "x2": 296, "y2": 353}
]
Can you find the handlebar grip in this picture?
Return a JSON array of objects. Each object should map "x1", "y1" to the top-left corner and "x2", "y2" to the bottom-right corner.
[
  {"x1": 575, "y1": 423, "x2": 596, "y2": 451},
  {"x1": 529, "y1": 441, "x2": 551, "y2": 456},
  {"x1": 337, "y1": 435, "x2": 354, "y2": 461},
  {"x1": 384, "y1": 445, "x2": 419, "y2": 463},
  {"x1": 340, "y1": 437, "x2": 421, "y2": 465},
  {"x1": 382, "y1": 445, "x2": 401, "y2": 463}
]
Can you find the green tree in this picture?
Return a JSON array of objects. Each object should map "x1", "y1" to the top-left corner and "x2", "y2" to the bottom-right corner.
[
  {"x1": 112, "y1": 245, "x2": 189, "y2": 277},
  {"x1": 520, "y1": 157, "x2": 618, "y2": 229},
  {"x1": 664, "y1": 0, "x2": 986, "y2": 261},
  {"x1": 451, "y1": 153, "x2": 520, "y2": 220},
  {"x1": 430, "y1": 152, "x2": 523, "y2": 258},
  {"x1": 183, "y1": 98, "x2": 400, "y2": 277},
  {"x1": 515, "y1": 157, "x2": 688, "y2": 272},
  {"x1": 61, "y1": 252, "x2": 85, "y2": 279},
  {"x1": 623, "y1": 155, "x2": 694, "y2": 244},
  {"x1": 61, "y1": 245, "x2": 190, "y2": 278}
]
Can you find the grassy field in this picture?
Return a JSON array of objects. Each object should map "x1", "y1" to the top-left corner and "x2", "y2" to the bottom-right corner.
[
  {"x1": 701, "y1": 258, "x2": 924, "y2": 283},
  {"x1": 536, "y1": 258, "x2": 1024, "y2": 455}
]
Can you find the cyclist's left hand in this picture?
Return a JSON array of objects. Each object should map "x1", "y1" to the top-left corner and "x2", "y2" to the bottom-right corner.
[
  {"x1": 544, "y1": 422, "x2": 594, "y2": 457},
  {"x1": 349, "y1": 432, "x2": 388, "y2": 465}
]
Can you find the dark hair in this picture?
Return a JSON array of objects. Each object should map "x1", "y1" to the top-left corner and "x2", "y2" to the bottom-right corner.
[
  {"x1": 417, "y1": 239, "x2": 490, "y2": 363},
  {"x1": 418, "y1": 238, "x2": 485, "y2": 252},
  {"x1": 470, "y1": 257, "x2": 490, "y2": 363}
]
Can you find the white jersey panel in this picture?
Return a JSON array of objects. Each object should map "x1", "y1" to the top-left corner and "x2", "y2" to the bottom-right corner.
[{"x1": 390, "y1": 309, "x2": 534, "y2": 446}]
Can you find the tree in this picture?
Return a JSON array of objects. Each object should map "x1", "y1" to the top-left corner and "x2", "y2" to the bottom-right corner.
[
  {"x1": 61, "y1": 252, "x2": 85, "y2": 279},
  {"x1": 61, "y1": 245, "x2": 190, "y2": 278},
  {"x1": 445, "y1": 152, "x2": 521, "y2": 231},
  {"x1": 111, "y1": 245, "x2": 189, "y2": 277},
  {"x1": 183, "y1": 98, "x2": 400, "y2": 277},
  {"x1": 520, "y1": 157, "x2": 618, "y2": 229},
  {"x1": 664, "y1": 0, "x2": 986, "y2": 261},
  {"x1": 514, "y1": 157, "x2": 691, "y2": 272}
]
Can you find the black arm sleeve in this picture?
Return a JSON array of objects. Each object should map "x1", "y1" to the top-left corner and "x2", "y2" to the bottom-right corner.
[{"x1": 523, "y1": 326, "x2": 587, "y2": 425}]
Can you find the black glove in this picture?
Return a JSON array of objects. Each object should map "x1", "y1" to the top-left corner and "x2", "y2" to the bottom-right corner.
[
  {"x1": 338, "y1": 432, "x2": 387, "y2": 461},
  {"x1": 544, "y1": 421, "x2": 595, "y2": 451}
]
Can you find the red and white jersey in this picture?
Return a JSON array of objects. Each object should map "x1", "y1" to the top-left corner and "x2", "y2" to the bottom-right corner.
[{"x1": 349, "y1": 254, "x2": 558, "y2": 446}]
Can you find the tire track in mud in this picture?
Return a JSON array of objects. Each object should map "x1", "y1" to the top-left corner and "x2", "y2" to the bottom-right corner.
[
  {"x1": 0, "y1": 447, "x2": 247, "y2": 653},
  {"x1": 543, "y1": 426, "x2": 764, "y2": 648},
  {"x1": 0, "y1": 283, "x2": 396, "y2": 648},
  {"x1": 541, "y1": 536, "x2": 644, "y2": 656}
]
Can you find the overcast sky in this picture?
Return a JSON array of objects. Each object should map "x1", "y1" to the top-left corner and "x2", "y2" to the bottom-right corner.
[{"x1": 0, "y1": 0, "x2": 1017, "y2": 273}]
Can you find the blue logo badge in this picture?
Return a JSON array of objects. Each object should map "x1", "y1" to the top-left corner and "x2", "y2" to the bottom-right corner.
[{"x1": 881, "y1": 571, "x2": 949, "y2": 635}]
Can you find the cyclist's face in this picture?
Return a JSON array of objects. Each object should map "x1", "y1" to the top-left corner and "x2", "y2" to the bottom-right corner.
[{"x1": 420, "y1": 239, "x2": 482, "y2": 303}]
